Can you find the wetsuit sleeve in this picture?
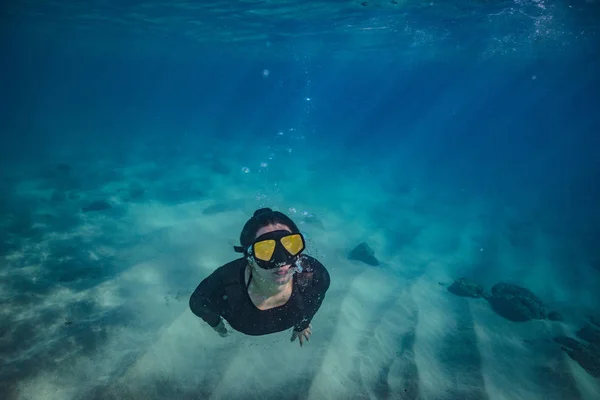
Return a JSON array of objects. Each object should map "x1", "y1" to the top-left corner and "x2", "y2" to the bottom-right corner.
[
  {"x1": 189, "y1": 268, "x2": 225, "y2": 328},
  {"x1": 294, "y1": 260, "x2": 331, "y2": 332}
]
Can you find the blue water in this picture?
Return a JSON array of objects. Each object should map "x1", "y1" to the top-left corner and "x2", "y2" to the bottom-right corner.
[{"x1": 1, "y1": 1, "x2": 600, "y2": 399}]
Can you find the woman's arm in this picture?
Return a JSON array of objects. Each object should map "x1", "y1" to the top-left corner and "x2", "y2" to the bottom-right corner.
[{"x1": 189, "y1": 269, "x2": 226, "y2": 328}]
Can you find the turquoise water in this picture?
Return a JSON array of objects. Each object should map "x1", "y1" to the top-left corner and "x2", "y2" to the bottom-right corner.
[{"x1": 1, "y1": 1, "x2": 600, "y2": 399}]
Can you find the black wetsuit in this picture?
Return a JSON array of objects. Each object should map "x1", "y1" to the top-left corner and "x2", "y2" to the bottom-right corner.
[{"x1": 189, "y1": 254, "x2": 330, "y2": 335}]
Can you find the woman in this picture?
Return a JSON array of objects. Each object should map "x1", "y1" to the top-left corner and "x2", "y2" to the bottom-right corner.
[{"x1": 189, "y1": 208, "x2": 330, "y2": 347}]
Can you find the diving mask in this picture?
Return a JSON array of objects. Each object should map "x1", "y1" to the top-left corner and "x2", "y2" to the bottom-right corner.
[{"x1": 234, "y1": 230, "x2": 306, "y2": 270}]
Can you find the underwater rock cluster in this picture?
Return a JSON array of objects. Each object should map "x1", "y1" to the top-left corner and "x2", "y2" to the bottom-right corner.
[
  {"x1": 447, "y1": 278, "x2": 551, "y2": 322},
  {"x1": 447, "y1": 277, "x2": 599, "y2": 377}
]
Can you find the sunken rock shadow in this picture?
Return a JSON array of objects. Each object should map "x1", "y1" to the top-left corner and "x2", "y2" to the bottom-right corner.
[{"x1": 445, "y1": 278, "x2": 550, "y2": 322}]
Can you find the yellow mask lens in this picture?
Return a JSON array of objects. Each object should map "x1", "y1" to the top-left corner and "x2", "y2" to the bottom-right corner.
[
  {"x1": 281, "y1": 234, "x2": 304, "y2": 255},
  {"x1": 253, "y1": 239, "x2": 276, "y2": 261}
]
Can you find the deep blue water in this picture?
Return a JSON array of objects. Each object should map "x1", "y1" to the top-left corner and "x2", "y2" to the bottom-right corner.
[
  {"x1": 4, "y1": 43, "x2": 598, "y2": 231},
  {"x1": 1, "y1": 1, "x2": 600, "y2": 399}
]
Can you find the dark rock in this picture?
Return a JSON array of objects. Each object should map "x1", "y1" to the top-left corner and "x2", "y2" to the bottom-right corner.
[
  {"x1": 590, "y1": 316, "x2": 600, "y2": 328},
  {"x1": 491, "y1": 283, "x2": 536, "y2": 299},
  {"x1": 447, "y1": 278, "x2": 485, "y2": 298},
  {"x1": 487, "y1": 282, "x2": 546, "y2": 322},
  {"x1": 51, "y1": 190, "x2": 66, "y2": 202},
  {"x1": 554, "y1": 336, "x2": 600, "y2": 378},
  {"x1": 349, "y1": 242, "x2": 379, "y2": 266},
  {"x1": 82, "y1": 200, "x2": 112, "y2": 212},
  {"x1": 547, "y1": 311, "x2": 563, "y2": 321},
  {"x1": 577, "y1": 325, "x2": 600, "y2": 344}
]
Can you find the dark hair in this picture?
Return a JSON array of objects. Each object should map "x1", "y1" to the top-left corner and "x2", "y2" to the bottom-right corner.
[{"x1": 239, "y1": 208, "x2": 300, "y2": 247}]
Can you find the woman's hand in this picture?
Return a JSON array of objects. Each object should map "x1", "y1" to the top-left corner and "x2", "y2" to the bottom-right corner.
[
  {"x1": 291, "y1": 324, "x2": 312, "y2": 347},
  {"x1": 213, "y1": 320, "x2": 228, "y2": 337}
]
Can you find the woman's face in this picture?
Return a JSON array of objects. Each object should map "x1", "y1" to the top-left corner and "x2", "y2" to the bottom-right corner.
[{"x1": 251, "y1": 223, "x2": 295, "y2": 286}]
